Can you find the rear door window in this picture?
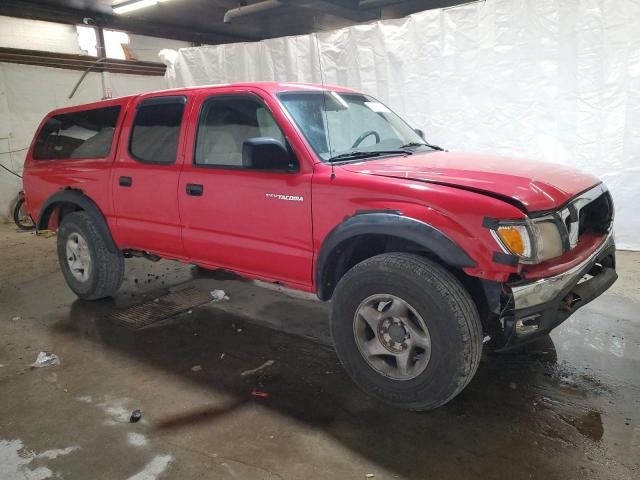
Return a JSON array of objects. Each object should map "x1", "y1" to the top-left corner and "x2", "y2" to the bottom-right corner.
[
  {"x1": 129, "y1": 96, "x2": 187, "y2": 164},
  {"x1": 34, "y1": 106, "x2": 121, "y2": 160}
]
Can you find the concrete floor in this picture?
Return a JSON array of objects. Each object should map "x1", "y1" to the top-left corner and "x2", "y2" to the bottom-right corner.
[{"x1": 0, "y1": 224, "x2": 638, "y2": 480}]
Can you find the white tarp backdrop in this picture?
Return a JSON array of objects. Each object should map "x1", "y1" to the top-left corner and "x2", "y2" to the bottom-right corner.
[{"x1": 162, "y1": 0, "x2": 640, "y2": 250}]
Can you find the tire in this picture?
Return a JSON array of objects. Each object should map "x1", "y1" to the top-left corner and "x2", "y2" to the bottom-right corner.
[
  {"x1": 330, "y1": 253, "x2": 482, "y2": 411},
  {"x1": 13, "y1": 198, "x2": 35, "y2": 230},
  {"x1": 57, "y1": 211, "x2": 124, "y2": 300}
]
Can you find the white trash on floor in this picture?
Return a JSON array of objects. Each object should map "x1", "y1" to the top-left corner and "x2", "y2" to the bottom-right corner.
[
  {"x1": 30, "y1": 352, "x2": 60, "y2": 368},
  {"x1": 210, "y1": 289, "x2": 229, "y2": 302}
]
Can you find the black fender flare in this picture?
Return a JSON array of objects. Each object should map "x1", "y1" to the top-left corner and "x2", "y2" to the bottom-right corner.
[
  {"x1": 37, "y1": 189, "x2": 118, "y2": 253},
  {"x1": 315, "y1": 212, "x2": 476, "y2": 300}
]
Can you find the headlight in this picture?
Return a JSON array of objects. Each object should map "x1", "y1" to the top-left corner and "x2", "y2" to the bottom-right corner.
[
  {"x1": 532, "y1": 219, "x2": 564, "y2": 261},
  {"x1": 491, "y1": 217, "x2": 564, "y2": 264}
]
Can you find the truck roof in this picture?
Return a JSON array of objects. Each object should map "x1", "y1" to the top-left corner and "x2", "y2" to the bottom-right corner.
[{"x1": 46, "y1": 81, "x2": 361, "y2": 117}]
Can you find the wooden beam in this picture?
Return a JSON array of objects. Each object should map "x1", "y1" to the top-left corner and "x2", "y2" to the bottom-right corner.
[{"x1": 0, "y1": 47, "x2": 167, "y2": 76}]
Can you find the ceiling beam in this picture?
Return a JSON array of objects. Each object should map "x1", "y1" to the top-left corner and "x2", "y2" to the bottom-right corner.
[
  {"x1": 224, "y1": 0, "x2": 286, "y2": 24},
  {"x1": 358, "y1": 0, "x2": 407, "y2": 8},
  {"x1": 223, "y1": 0, "x2": 379, "y2": 25},
  {"x1": 305, "y1": 0, "x2": 380, "y2": 22},
  {"x1": 0, "y1": 0, "x2": 263, "y2": 44}
]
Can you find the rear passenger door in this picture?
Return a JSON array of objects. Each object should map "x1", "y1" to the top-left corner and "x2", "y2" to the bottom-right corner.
[
  {"x1": 111, "y1": 95, "x2": 188, "y2": 259},
  {"x1": 179, "y1": 90, "x2": 313, "y2": 287}
]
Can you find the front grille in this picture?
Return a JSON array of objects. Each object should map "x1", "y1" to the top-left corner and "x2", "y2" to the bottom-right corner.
[
  {"x1": 578, "y1": 190, "x2": 613, "y2": 236},
  {"x1": 561, "y1": 185, "x2": 613, "y2": 250}
]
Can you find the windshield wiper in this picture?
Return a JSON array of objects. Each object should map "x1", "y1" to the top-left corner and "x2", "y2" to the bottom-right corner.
[
  {"x1": 328, "y1": 149, "x2": 412, "y2": 163},
  {"x1": 401, "y1": 142, "x2": 444, "y2": 151}
]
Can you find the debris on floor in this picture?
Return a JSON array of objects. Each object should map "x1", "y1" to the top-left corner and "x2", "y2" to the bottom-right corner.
[
  {"x1": 365, "y1": 474, "x2": 375, "y2": 479},
  {"x1": 36, "y1": 229, "x2": 57, "y2": 238},
  {"x1": 130, "y1": 409, "x2": 142, "y2": 423},
  {"x1": 210, "y1": 289, "x2": 229, "y2": 302},
  {"x1": 12, "y1": 316, "x2": 21, "y2": 321},
  {"x1": 30, "y1": 351, "x2": 60, "y2": 368},
  {"x1": 220, "y1": 353, "x2": 226, "y2": 360},
  {"x1": 250, "y1": 388, "x2": 270, "y2": 398},
  {"x1": 241, "y1": 359, "x2": 275, "y2": 376},
  {"x1": 191, "y1": 365, "x2": 202, "y2": 372}
]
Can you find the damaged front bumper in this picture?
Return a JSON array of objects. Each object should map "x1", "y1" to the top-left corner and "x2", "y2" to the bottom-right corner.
[{"x1": 499, "y1": 232, "x2": 617, "y2": 349}]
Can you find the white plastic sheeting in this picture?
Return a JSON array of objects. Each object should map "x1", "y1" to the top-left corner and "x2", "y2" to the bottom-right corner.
[{"x1": 162, "y1": 0, "x2": 640, "y2": 250}]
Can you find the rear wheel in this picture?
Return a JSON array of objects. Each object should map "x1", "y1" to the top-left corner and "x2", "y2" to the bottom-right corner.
[
  {"x1": 13, "y1": 198, "x2": 35, "y2": 230},
  {"x1": 330, "y1": 253, "x2": 482, "y2": 411},
  {"x1": 57, "y1": 211, "x2": 124, "y2": 300}
]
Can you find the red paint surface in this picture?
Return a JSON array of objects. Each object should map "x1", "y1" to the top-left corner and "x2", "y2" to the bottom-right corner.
[{"x1": 22, "y1": 82, "x2": 606, "y2": 291}]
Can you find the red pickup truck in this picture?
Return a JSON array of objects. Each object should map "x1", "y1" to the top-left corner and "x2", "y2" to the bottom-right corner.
[{"x1": 22, "y1": 82, "x2": 616, "y2": 410}]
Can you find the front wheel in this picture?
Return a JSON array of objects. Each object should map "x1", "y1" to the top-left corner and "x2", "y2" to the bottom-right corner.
[
  {"x1": 330, "y1": 253, "x2": 483, "y2": 411},
  {"x1": 57, "y1": 211, "x2": 124, "y2": 300}
]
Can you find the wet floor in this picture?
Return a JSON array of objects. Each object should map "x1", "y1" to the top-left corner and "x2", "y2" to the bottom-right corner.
[{"x1": 0, "y1": 225, "x2": 638, "y2": 479}]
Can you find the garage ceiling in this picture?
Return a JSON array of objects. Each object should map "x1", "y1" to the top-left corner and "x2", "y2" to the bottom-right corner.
[{"x1": 0, "y1": 0, "x2": 469, "y2": 45}]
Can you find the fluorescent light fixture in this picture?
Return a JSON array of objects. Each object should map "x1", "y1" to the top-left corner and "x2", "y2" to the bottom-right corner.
[{"x1": 113, "y1": 0, "x2": 159, "y2": 14}]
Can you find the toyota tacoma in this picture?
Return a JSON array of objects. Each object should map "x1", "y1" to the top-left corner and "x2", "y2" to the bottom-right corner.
[{"x1": 22, "y1": 82, "x2": 616, "y2": 410}]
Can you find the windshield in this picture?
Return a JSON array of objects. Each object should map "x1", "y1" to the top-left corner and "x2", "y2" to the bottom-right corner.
[{"x1": 278, "y1": 91, "x2": 432, "y2": 162}]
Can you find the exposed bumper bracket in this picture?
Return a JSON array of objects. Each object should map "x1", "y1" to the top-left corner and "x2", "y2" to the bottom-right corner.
[
  {"x1": 499, "y1": 232, "x2": 616, "y2": 349},
  {"x1": 510, "y1": 231, "x2": 615, "y2": 310}
]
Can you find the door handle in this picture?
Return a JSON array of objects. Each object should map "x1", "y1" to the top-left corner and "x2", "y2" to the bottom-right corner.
[
  {"x1": 186, "y1": 183, "x2": 204, "y2": 196},
  {"x1": 119, "y1": 176, "x2": 132, "y2": 187}
]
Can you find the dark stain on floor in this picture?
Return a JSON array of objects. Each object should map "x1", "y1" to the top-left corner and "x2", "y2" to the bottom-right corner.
[{"x1": 44, "y1": 288, "x2": 632, "y2": 480}]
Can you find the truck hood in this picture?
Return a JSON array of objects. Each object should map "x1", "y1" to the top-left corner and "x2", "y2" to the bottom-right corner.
[{"x1": 341, "y1": 151, "x2": 600, "y2": 212}]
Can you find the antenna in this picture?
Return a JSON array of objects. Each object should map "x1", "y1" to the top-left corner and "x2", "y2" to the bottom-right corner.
[{"x1": 313, "y1": 33, "x2": 335, "y2": 180}]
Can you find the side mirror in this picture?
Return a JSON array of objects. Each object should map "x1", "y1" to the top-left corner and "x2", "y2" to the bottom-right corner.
[
  {"x1": 242, "y1": 137, "x2": 297, "y2": 171},
  {"x1": 414, "y1": 128, "x2": 425, "y2": 139}
]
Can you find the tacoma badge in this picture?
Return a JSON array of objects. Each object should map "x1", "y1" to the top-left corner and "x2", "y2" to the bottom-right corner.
[{"x1": 265, "y1": 193, "x2": 304, "y2": 202}]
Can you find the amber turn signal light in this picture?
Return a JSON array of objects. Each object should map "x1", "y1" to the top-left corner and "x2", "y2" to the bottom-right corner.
[{"x1": 496, "y1": 225, "x2": 531, "y2": 258}]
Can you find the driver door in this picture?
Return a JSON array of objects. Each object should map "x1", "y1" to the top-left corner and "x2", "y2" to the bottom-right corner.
[{"x1": 178, "y1": 88, "x2": 313, "y2": 288}]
